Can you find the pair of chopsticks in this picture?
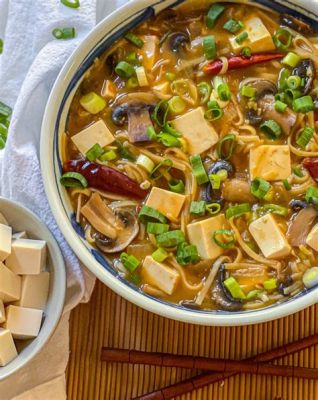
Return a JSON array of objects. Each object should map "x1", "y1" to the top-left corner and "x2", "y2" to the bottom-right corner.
[{"x1": 101, "y1": 334, "x2": 318, "y2": 400}]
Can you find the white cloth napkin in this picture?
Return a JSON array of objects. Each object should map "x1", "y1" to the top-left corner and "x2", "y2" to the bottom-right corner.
[{"x1": 0, "y1": 0, "x2": 125, "y2": 398}]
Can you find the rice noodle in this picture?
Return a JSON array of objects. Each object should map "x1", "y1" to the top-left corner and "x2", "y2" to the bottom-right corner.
[{"x1": 169, "y1": 258, "x2": 203, "y2": 291}]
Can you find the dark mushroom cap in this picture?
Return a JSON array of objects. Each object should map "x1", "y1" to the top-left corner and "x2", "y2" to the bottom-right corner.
[
  {"x1": 289, "y1": 199, "x2": 310, "y2": 212},
  {"x1": 280, "y1": 14, "x2": 315, "y2": 35},
  {"x1": 292, "y1": 59, "x2": 316, "y2": 95},
  {"x1": 211, "y1": 265, "x2": 242, "y2": 312},
  {"x1": 169, "y1": 31, "x2": 190, "y2": 52},
  {"x1": 202, "y1": 161, "x2": 235, "y2": 205}
]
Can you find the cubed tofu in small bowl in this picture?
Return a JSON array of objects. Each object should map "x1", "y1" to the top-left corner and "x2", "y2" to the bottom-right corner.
[{"x1": 0, "y1": 197, "x2": 66, "y2": 380}]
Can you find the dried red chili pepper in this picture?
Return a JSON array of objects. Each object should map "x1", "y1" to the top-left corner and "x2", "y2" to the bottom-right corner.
[
  {"x1": 204, "y1": 53, "x2": 285, "y2": 76},
  {"x1": 303, "y1": 158, "x2": 318, "y2": 183},
  {"x1": 63, "y1": 160, "x2": 148, "y2": 199}
]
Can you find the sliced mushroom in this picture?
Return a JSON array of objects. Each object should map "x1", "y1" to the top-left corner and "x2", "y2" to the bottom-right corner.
[
  {"x1": 112, "y1": 92, "x2": 157, "y2": 142},
  {"x1": 169, "y1": 31, "x2": 190, "y2": 53},
  {"x1": 293, "y1": 59, "x2": 316, "y2": 95},
  {"x1": 202, "y1": 161, "x2": 235, "y2": 205},
  {"x1": 290, "y1": 199, "x2": 310, "y2": 212},
  {"x1": 280, "y1": 14, "x2": 315, "y2": 35},
  {"x1": 94, "y1": 208, "x2": 139, "y2": 253},
  {"x1": 211, "y1": 265, "x2": 242, "y2": 312},
  {"x1": 287, "y1": 206, "x2": 318, "y2": 246},
  {"x1": 222, "y1": 178, "x2": 256, "y2": 203}
]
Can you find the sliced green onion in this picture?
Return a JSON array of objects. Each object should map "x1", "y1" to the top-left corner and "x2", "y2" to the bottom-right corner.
[
  {"x1": 79, "y1": 92, "x2": 106, "y2": 114},
  {"x1": 246, "y1": 289, "x2": 262, "y2": 300},
  {"x1": 120, "y1": 252, "x2": 140, "y2": 273},
  {"x1": 176, "y1": 242, "x2": 200, "y2": 266},
  {"x1": 240, "y1": 85, "x2": 256, "y2": 98},
  {"x1": 136, "y1": 154, "x2": 155, "y2": 173},
  {"x1": 251, "y1": 177, "x2": 271, "y2": 200},
  {"x1": 260, "y1": 119, "x2": 282, "y2": 139},
  {"x1": 213, "y1": 76, "x2": 231, "y2": 101},
  {"x1": 206, "y1": 3, "x2": 225, "y2": 28},
  {"x1": 146, "y1": 126, "x2": 157, "y2": 141},
  {"x1": 86, "y1": 143, "x2": 104, "y2": 161},
  {"x1": 152, "y1": 100, "x2": 169, "y2": 127},
  {"x1": 115, "y1": 61, "x2": 135, "y2": 78},
  {"x1": 168, "y1": 96, "x2": 186, "y2": 114},
  {"x1": 282, "y1": 52, "x2": 301, "y2": 68},
  {"x1": 224, "y1": 277, "x2": 246, "y2": 299},
  {"x1": 52, "y1": 27, "x2": 76, "y2": 40},
  {"x1": 303, "y1": 267, "x2": 318, "y2": 289},
  {"x1": 213, "y1": 229, "x2": 236, "y2": 249},
  {"x1": 206, "y1": 203, "x2": 221, "y2": 215},
  {"x1": 198, "y1": 82, "x2": 212, "y2": 105},
  {"x1": 190, "y1": 155, "x2": 209, "y2": 185},
  {"x1": 157, "y1": 133, "x2": 181, "y2": 148},
  {"x1": 124, "y1": 32, "x2": 144, "y2": 48},
  {"x1": 0, "y1": 39, "x2": 3, "y2": 54},
  {"x1": 292, "y1": 166, "x2": 304, "y2": 177},
  {"x1": 223, "y1": 19, "x2": 244, "y2": 33},
  {"x1": 152, "y1": 248, "x2": 169, "y2": 263},
  {"x1": 293, "y1": 95, "x2": 314, "y2": 113},
  {"x1": 203, "y1": 35, "x2": 217, "y2": 60},
  {"x1": 226, "y1": 203, "x2": 251, "y2": 219},
  {"x1": 150, "y1": 159, "x2": 173, "y2": 180},
  {"x1": 156, "y1": 230, "x2": 185, "y2": 247},
  {"x1": 261, "y1": 204, "x2": 289, "y2": 217},
  {"x1": 285, "y1": 88, "x2": 302, "y2": 104},
  {"x1": 235, "y1": 31, "x2": 248, "y2": 45},
  {"x1": 190, "y1": 201, "x2": 206, "y2": 217},
  {"x1": 216, "y1": 169, "x2": 228, "y2": 181},
  {"x1": 204, "y1": 101, "x2": 224, "y2": 121},
  {"x1": 60, "y1": 0, "x2": 80, "y2": 8},
  {"x1": 99, "y1": 150, "x2": 117, "y2": 162},
  {"x1": 296, "y1": 126, "x2": 315, "y2": 149},
  {"x1": 274, "y1": 100, "x2": 288, "y2": 113},
  {"x1": 263, "y1": 278, "x2": 278, "y2": 290},
  {"x1": 283, "y1": 179, "x2": 291, "y2": 191},
  {"x1": 278, "y1": 68, "x2": 291, "y2": 91},
  {"x1": 305, "y1": 186, "x2": 318, "y2": 206},
  {"x1": 60, "y1": 172, "x2": 88, "y2": 188},
  {"x1": 126, "y1": 77, "x2": 139, "y2": 89},
  {"x1": 165, "y1": 72, "x2": 176, "y2": 81},
  {"x1": 126, "y1": 52, "x2": 138, "y2": 63},
  {"x1": 287, "y1": 75, "x2": 302, "y2": 89},
  {"x1": 168, "y1": 179, "x2": 185, "y2": 194},
  {"x1": 217, "y1": 133, "x2": 236, "y2": 160},
  {"x1": 273, "y1": 28, "x2": 292, "y2": 51},
  {"x1": 115, "y1": 140, "x2": 135, "y2": 161},
  {"x1": 147, "y1": 222, "x2": 170, "y2": 235},
  {"x1": 138, "y1": 205, "x2": 167, "y2": 224},
  {"x1": 241, "y1": 46, "x2": 252, "y2": 57},
  {"x1": 209, "y1": 174, "x2": 221, "y2": 189},
  {"x1": 163, "y1": 122, "x2": 182, "y2": 137}
]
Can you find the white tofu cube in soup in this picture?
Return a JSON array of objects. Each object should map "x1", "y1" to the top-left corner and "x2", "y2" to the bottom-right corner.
[
  {"x1": 14, "y1": 272, "x2": 50, "y2": 310},
  {"x1": 5, "y1": 239, "x2": 46, "y2": 275},
  {"x1": 0, "y1": 299, "x2": 5, "y2": 323},
  {"x1": 0, "y1": 223, "x2": 12, "y2": 261},
  {"x1": 4, "y1": 305, "x2": 43, "y2": 340},
  {"x1": 171, "y1": 107, "x2": 219, "y2": 155},
  {"x1": 145, "y1": 187, "x2": 186, "y2": 221},
  {"x1": 142, "y1": 256, "x2": 180, "y2": 295},
  {"x1": 0, "y1": 329, "x2": 18, "y2": 367},
  {"x1": 0, "y1": 263, "x2": 21, "y2": 303},
  {"x1": 187, "y1": 214, "x2": 229, "y2": 260},
  {"x1": 249, "y1": 214, "x2": 291, "y2": 259},
  {"x1": 249, "y1": 145, "x2": 291, "y2": 181},
  {"x1": 306, "y1": 224, "x2": 318, "y2": 252},
  {"x1": 71, "y1": 119, "x2": 115, "y2": 156}
]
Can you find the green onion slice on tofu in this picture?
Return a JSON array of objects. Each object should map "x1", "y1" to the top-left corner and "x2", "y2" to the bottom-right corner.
[
  {"x1": 190, "y1": 155, "x2": 209, "y2": 185},
  {"x1": 273, "y1": 28, "x2": 292, "y2": 51},
  {"x1": 225, "y1": 203, "x2": 251, "y2": 219},
  {"x1": 60, "y1": 172, "x2": 88, "y2": 188},
  {"x1": 120, "y1": 252, "x2": 140, "y2": 273},
  {"x1": 206, "y1": 3, "x2": 225, "y2": 29},
  {"x1": 251, "y1": 177, "x2": 271, "y2": 199},
  {"x1": 217, "y1": 133, "x2": 236, "y2": 160},
  {"x1": 224, "y1": 277, "x2": 246, "y2": 299},
  {"x1": 152, "y1": 248, "x2": 169, "y2": 263},
  {"x1": 223, "y1": 19, "x2": 244, "y2": 33},
  {"x1": 124, "y1": 32, "x2": 144, "y2": 48},
  {"x1": 85, "y1": 143, "x2": 104, "y2": 161},
  {"x1": 168, "y1": 179, "x2": 185, "y2": 194},
  {"x1": 138, "y1": 206, "x2": 167, "y2": 224},
  {"x1": 260, "y1": 120, "x2": 282, "y2": 139},
  {"x1": 156, "y1": 230, "x2": 185, "y2": 247},
  {"x1": 296, "y1": 126, "x2": 315, "y2": 149},
  {"x1": 213, "y1": 229, "x2": 236, "y2": 249},
  {"x1": 305, "y1": 187, "x2": 318, "y2": 206},
  {"x1": 235, "y1": 31, "x2": 248, "y2": 45}
]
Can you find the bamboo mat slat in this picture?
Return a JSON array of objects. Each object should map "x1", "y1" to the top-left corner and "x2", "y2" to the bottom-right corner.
[{"x1": 67, "y1": 280, "x2": 318, "y2": 400}]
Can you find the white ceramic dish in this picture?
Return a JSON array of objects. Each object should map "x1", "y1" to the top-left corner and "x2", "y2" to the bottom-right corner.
[
  {"x1": 0, "y1": 197, "x2": 66, "y2": 380},
  {"x1": 41, "y1": 0, "x2": 318, "y2": 326}
]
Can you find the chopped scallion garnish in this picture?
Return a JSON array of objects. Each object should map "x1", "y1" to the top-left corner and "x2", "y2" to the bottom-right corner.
[
  {"x1": 147, "y1": 222, "x2": 170, "y2": 235},
  {"x1": 204, "y1": 101, "x2": 224, "y2": 121},
  {"x1": 225, "y1": 203, "x2": 251, "y2": 219},
  {"x1": 206, "y1": 203, "x2": 221, "y2": 215},
  {"x1": 263, "y1": 278, "x2": 278, "y2": 290},
  {"x1": 213, "y1": 229, "x2": 235, "y2": 249},
  {"x1": 224, "y1": 277, "x2": 246, "y2": 299},
  {"x1": 241, "y1": 46, "x2": 251, "y2": 57},
  {"x1": 273, "y1": 28, "x2": 292, "y2": 51},
  {"x1": 260, "y1": 119, "x2": 282, "y2": 139},
  {"x1": 136, "y1": 154, "x2": 155, "y2": 173},
  {"x1": 209, "y1": 174, "x2": 221, "y2": 189},
  {"x1": 251, "y1": 177, "x2": 272, "y2": 200},
  {"x1": 150, "y1": 159, "x2": 173, "y2": 180},
  {"x1": 190, "y1": 201, "x2": 206, "y2": 216},
  {"x1": 296, "y1": 126, "x2": 315, "y2": 149},
  {"x1": 305, "y1": 186, "x2": 318, "y2": 206},
  {"x1": 293, "y1": 95, "x2": 314, "y2": 113},
  {"x1": 206, "y1": 3, "x2": 225, "y2": 29},
  {"x1": 190, "y1": 155, "x2": 209, "y2": 185},
  {"x1": 124, "y1": 32, "x2": 144, "y2": 48},
  {"x1": 235, "y1": 31, "x2": 248, "y2": 44},
  {"x1": 282, "y1": 52, "x2": 301, "y2": 68},
  {"x1": 168, "y1": 96, "x2": 186, "y2": 115},
  {"x1": 176, "y1": 242, "x2": 200, "y2": 266},
  {"x1": 86, "y1": 143, "x2": 104, "y2": 161},
  {"x1": 197, "y1": 82, "x2": 212, "y2": 105},
  {"x1": 60, "y1": 172, "x2": 88, "y2": 188},
  {"x1": 115, "y1": 61, "x2": 135, "y2": 78},
  {"x1": 261, "y1": 204, "x2": 289, "y2": 217},
  {"x1": 156, "y1": 230, "x2": 185, "y2": 247},
  {"x1": 203, "y1": 35, "x2": 217, "y2": 60},
  {"x1": 152, "y1": 248, "x2": 169, "y2": 263},
  {"x1": 217, "y1": 134, "x2": 236, "y2": 160},
  {"x1": 292, "y1": 166, "x2": 304, "y2": 177},
  {"x1": 283, "y1": 179, "x2": 291, "y2": 191},
  {"x1": 120, "y1": 252, "x2": 140, "y2": 273},
  {"x1": 223, "y1": 19, "x2": 244, "y2": 33},
  {"x1": 79, "y1": 92, "x2": 106, "y2": 114},
  {"x1": 152, "y1": 100, "x2": 169, "y2": 127},
  {"x1": 287, "y1": 75, "x2": 301, "y2": 89},
  {"x1": 240, "y1": 85, "x2": 256, "y2": 98},
  {"x1": 274, "y1": 100, "x2": 288, "y2": 113},
  {"x1": 168, "y1": 179, "x2": 185, "y2": 194},
  {"x1": 99, "y1": 150, "x2": 117, "y2": 162}
]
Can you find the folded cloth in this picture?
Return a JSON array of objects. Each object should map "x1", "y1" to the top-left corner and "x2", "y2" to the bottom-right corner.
[{"x1": 0, "y1": 0, "x2": 125, "y2": 398}]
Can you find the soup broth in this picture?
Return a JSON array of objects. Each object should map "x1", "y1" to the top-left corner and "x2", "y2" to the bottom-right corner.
[{"x1": 62, "y1": 2, "x2": 318, "y2": 312}]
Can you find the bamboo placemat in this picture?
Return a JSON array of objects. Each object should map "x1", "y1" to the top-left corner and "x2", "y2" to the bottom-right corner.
[{"x1": 67, "y1": 280, "x2": 318, "y2": 400}]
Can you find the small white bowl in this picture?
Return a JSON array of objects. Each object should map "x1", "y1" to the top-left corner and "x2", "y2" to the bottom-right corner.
[{"x1": 0, "y1": 197, "x2": 66, "y2": 380}]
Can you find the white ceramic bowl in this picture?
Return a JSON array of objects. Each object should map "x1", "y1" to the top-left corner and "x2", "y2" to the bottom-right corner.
[
  {"x1": 0, "y1": 197, "x2": 66, "y2": 380},
  {"x1": 41, "y1": 0, "x2": 318, "y2": 326}
]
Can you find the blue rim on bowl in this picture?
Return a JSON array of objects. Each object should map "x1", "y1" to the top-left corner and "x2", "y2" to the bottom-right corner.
[{"x1": 41, "y1": 0, "x2": 318, "y2": 326}]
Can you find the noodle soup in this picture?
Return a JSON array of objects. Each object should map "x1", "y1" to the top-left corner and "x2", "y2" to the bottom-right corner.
[{"x1": 61, "y1": 2, "x2": 318, "y2": 312}]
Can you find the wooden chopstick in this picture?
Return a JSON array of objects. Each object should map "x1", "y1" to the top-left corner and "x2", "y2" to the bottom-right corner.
[{"x1": 100, "y1": 334, "x2": 318, "y2": 400}]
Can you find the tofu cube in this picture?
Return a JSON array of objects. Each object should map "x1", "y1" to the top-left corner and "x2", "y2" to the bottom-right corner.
[
  {"x1": 4, "y1": 305, "x2": 43, "y2": 339},
  {"x1": 0, "y1": 224, "x2": 12, "y2": 261},
  {"x1": 71, "y1": 119, "x2": 115, "y2": 156},
  {"x1": 306, "y1": 224, "x2": 318, "y2": 252},
  {"x1": 249, "y1": 145, "x2": 291, "y2": 181},
  {"x1": 0, "y1": 329, "x2": 18, "y2": 366},
  {"x1": 249, "y1": 213, "x2": 291, "y2": 259},
  {"x1": 14, "y1": 272, "x2": 50, "y2": 310},
  {"x1": 139, "y1": 35, "x2": 159, "y2": 70},
  {"x1": 6, "y1": 239, "x2": 46, "y2": 275},
  {"x1": 146, "y1": 187, "x2": 186, "y2": 221},
  {"x1": 171, "y1": 107, "x2": 219, "y2": 155},
  {"x1": 0, "y1": 300, "x2": 5, "y2": 323},
  {"x1": 142, "y1": 256, "x2": 180, "y2": 295},
  {"x1": 0, "y1": 262, "x2": 21, "y2": 303},
  {"x1": 187, "y1": 214, "x2": 230, "y2": 260},
  {"x1": 230, "y1": 17, "x2": 275, "y2": 53}
]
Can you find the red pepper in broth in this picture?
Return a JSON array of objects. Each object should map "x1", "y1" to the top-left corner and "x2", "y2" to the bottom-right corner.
[
  {"x1": 63, "y1": 160, "x2": 148, "y2": 199},
  {"x1": 204, "y1": 53, "x2": 285, "y2": 76},
  {"x1": 303, "y1": 158, "x2": 318, "y2": 183}
]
